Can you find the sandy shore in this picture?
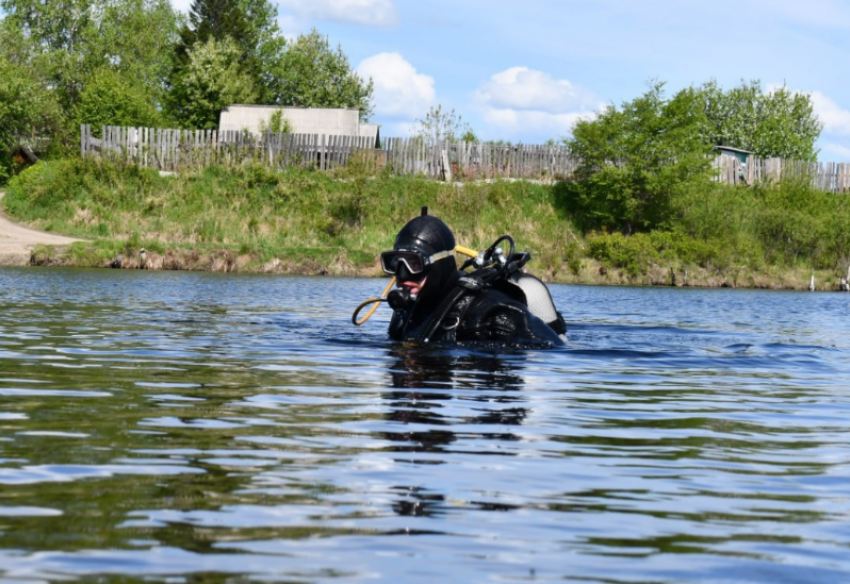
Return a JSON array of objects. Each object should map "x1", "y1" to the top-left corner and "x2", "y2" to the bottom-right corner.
[{"x1": 0, "y1": 192, "x2": 86, "y2": 266}]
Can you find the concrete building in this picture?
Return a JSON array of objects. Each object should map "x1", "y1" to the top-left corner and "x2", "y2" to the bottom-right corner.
[{"x1": 219, "y1": 105, "x2": 380, "y2": 147}]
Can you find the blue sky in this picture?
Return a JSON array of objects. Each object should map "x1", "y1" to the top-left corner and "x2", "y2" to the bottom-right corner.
[{"x1": 174, "y1": 1, "x2": 848, "y2": 159}]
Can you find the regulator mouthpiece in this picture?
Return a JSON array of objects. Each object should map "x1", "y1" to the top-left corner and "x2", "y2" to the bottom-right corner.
[{"x1": 387, "y1": 287, "x2": 415, "y2": 310}]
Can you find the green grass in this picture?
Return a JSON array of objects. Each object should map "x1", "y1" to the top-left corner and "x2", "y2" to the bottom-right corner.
[{"x1": 4, "y1": 156, "x2": 850, "y2": 289}]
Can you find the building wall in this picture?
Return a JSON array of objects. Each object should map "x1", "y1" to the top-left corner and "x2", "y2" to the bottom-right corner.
[{"x1": 219, "y1": 105, "x2": 362, "y2": 136}]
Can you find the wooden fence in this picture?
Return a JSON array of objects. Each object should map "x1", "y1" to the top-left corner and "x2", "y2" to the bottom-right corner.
[
  {"x1": 81, "y1": 124, "x2": 850, "y2": 191},
  {"x1": 714, "y1": 154, "x2": 850, "y2": 192},
  {"x1": 80, "y1": 125, "x2": 378, "y2": 172},
  {"x1": 81, "y1": 125, "x2": 579, "y2": 180}
]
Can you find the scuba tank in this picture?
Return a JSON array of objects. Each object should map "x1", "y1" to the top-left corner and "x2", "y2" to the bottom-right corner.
[{"x1": 457, "y1": 235, "x2": 567, "y2": 342}]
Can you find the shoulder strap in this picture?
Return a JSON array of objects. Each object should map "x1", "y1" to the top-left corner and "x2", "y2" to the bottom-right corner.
[{"x1": 414, "y1": 274, "x2": 486, "y2": 343}]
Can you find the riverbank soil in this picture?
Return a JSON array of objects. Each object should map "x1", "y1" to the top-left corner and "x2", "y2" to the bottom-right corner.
[{"x1": 0, "y1": 192, "x2": 87, "y2": 265}]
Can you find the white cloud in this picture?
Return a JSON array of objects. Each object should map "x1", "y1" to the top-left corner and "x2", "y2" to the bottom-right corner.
[
  {"x1": 277, "y1": 0, "x2": 397, "y2": 27},
  {"x1": 274, "y1": 15, "x2": 303, "y2": 40},
  {"x1": 473, "y1": 67, "x2": 602, "y2": 138},
  {"x1": 819, "y1": 142, "x2": 850, "y2": 160},
  {"x1": 810, "y1": 91, "x2": 850, "y2": 137},
  {"x1": 475, "y1": 67, "x2": 601, "y2": 113},
  {"x1": 357, "y1": 53, "x2": 436, "y2": 119}
]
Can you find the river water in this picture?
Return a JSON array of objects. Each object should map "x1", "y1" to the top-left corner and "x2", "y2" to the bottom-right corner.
[{"x1": 1, "y1": 267, "x2": 849, "y2": 583}]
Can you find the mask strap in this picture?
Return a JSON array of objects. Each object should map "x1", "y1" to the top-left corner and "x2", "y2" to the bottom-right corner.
[{"x1": 428, "y1": 249, "x2": 455, "y2": 264}]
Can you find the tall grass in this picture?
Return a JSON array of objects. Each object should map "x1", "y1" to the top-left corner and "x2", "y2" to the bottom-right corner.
[
  {"x1": 4, "y1": 156, "x2": 849, "y2": 288},
  {"x1": 3, "y1": 157, "x2": 577, "y2": 275}
]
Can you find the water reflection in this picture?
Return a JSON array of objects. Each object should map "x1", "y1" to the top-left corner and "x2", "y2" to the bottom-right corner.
[
  {"x1": 383, "y1": 346, "x2": 529, "y2": 450},
  {"x1": 383, "y1": 346, "x2": 531, "y2": 519}
]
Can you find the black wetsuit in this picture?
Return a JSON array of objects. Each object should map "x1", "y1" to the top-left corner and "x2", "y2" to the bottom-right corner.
[{"x1": 388, "y1": 270, "x2": 565, "y2": 349}]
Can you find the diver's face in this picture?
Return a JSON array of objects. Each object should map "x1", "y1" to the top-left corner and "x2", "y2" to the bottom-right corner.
[
  {"x1": 396, "y1": 263, "x2": 429, "y2": 299},
  {"x1": 381, "y1": 249, "x2": 434, "y2": 300}
]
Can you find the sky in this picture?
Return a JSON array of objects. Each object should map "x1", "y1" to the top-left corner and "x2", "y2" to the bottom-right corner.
[{"x1": 172, "y1": 0, "x2": 849, "y2": 160}]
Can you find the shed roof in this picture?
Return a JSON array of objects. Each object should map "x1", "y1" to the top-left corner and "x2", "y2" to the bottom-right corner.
[{"x1": 714, "y1": 145, "x2": 753, "y2": 155}]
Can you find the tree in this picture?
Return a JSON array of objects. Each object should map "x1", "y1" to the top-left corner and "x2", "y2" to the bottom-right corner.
[
  {"x1": 272, "y1": 28, "x2": 373, "y2": 120},
  {"x1": 177, "y1": 0, "x2": 248, "y2": 53},
  {"x1": 413, "y1": 105, "x2": 477, "y2": 143},
  {"x1": 0, "y1": 26, "x2": 65, "y2": 183},
  {"x1": 166, "y1": 36, "x2": 257, "y2": 130},
  {"x1": 0, "y1": 38, "x2": 63, "y2": 183},
  {"x1": 692, "y1": 80, "x2": 822, "y2": 160},
  {"x1": 1, "y1": 0, "x2": 93, "y2": 110},
  {"x1": 93, "y1": 0, "x2": 180, "y2": 104},
  {"x1": 564, "y1": 82, "x2": 714, "y2": 234},
  {"x1": 76, "y1": 68, "x2": 166, "y2": 132},
  {"x1": 171, "y1": 0, "x2": 285, "y2": 106},
  {"x1": 0, "y1": 0, "x2": 178, "y2": 130}
]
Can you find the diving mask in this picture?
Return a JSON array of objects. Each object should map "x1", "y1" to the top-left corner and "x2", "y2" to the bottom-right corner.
[{"x1": 380, "y1": 248, "x2": 454, "y2": 276}]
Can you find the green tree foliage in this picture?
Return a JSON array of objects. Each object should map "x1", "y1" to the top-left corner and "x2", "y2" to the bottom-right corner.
[
  {"x1": 76, "y1": 68, "x2": 166, "y2": 133},
  {"x1": 414, "y1": 105, "x2": 477, "y2": 142},
  {"x1": 177, "y1": 0, "x2": 249, "y2": 53},
  {"x1": 692, "y1": 80, "x2": 822, "y2": 160},
  {"x1": 0, "y1": 0, "x2": 178, "y2": 131},
  {"x1": 166, "y1": 37, "x2": 257, "y2": 130},
  {"x1": 563, "y1": 82, "x2": 714, "y2": 234},
  {"x1": 1, "y1": 0, "x2": 93, "y2": 110},
  {"x1": 171, "y1": 0, "x2": 285, "y2": 106},
  {"x1": 94, "y1": 0, "x2": 180, "y2": 102},
  {"x1": 0, "y1": 29, "x2": 64, "y2": 183},
  {"x1": 272, "y1": 28, "x2": 374, "y2": 120},
  {"x1": 259, "y1": 110, "x2": 292, "y2": 134}
]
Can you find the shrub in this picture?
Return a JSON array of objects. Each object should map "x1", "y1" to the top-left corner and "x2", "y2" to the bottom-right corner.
[{"x1": 587, "y1": 232, "x2": 660, "y2": 276}]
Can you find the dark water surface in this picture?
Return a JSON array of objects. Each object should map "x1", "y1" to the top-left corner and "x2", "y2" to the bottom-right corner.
[{"x1": 1, "y1": 267, "x2": 849, "y2": 583}]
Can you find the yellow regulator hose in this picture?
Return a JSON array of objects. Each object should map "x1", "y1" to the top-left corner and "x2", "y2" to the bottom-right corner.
[
  {"x1": 351, "y1": 277, "x2": 397, "y2": 326},
  {"x1": 455, "y1": 245, "x2": 478, "y2": 259},
  {"x1": 351, "y1": 246, "x2": 479, "y2": 326}
]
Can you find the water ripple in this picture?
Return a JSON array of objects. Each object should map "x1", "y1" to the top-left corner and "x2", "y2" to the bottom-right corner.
[{"x1": 0, "y1": 269, "x2": 848, "y2": 583}]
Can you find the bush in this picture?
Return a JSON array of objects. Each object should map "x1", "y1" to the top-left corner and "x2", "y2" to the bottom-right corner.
[
  {"x1": 587, "y1": 232, "x2": 659, "y2": 276},
  {"x1": 5, "y1": 160, "x2": 76, "y2": 214},
  {"x1": 585, "y1": 229, "x2": 728, "y2": 275},
  {"x1": 565, "y1": 83, "x2": 714, "y2": 234}
]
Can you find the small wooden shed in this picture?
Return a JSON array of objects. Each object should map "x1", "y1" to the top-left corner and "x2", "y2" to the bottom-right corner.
[
  {"x1": 714, "y1": 145, "x2": 753, "y2": 186},
  {"x1": 714, "y1": 145, "x2": 752, "y2": 165}
]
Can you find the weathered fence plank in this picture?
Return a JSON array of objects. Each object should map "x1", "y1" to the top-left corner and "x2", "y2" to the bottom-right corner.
[{"x1": 80, "y1": 124, "x2": 850, "y2": 190}]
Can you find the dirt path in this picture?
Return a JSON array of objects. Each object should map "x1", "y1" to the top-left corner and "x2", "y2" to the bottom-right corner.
[{"x1": 0, "y1": 191, "x2": 87, "y2": 266}]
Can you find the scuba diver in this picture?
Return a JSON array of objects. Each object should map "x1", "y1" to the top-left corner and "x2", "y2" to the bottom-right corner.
[{"x1": 357, "y1": 208, "x2": 566, "y2": 348}]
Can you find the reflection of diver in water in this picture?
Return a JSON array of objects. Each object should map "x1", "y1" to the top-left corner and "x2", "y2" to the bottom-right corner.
[
  {"x1": 353, "y1": 208, "x2": 567, "y2": 348},
  {"x1": 384, "y1": 346, "x2": 530, "y2": 518},
  {"x1": 384, "y1": 346, "x2": 529, "y2": 452}
]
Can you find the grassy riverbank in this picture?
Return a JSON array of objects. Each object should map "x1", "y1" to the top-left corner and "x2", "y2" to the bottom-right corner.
[{"x1": 3, "y1": 157, "x2": 850, "y2": 290}]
